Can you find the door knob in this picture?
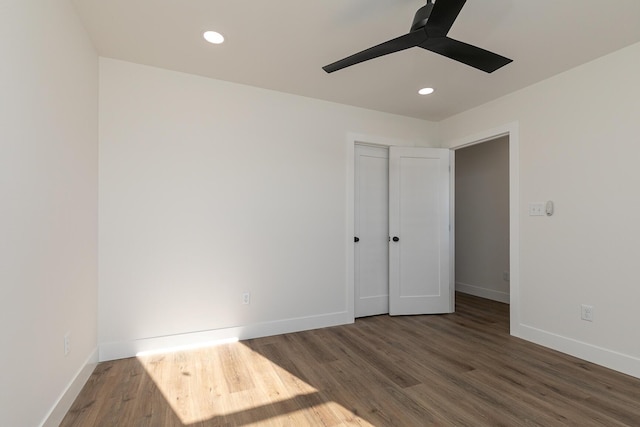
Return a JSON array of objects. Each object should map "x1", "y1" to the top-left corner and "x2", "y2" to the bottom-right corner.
[
  {"x1": 354, "y1": 237, "x2": 360, "y2": 242},
  {"x1": 392, "y1": 236, "x2": 399, "y2": 242}
]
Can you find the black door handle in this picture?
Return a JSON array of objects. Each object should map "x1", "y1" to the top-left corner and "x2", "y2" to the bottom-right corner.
[
  {"x1": 392, "y1": 236, "x2": 399, "y2": 242},
  {"x1": 354, "y1": 237, "x2": 360, "y2": 243}
]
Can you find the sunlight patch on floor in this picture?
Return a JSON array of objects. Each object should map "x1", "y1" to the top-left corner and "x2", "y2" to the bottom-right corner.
[{"x1": 136, "y1": 340, "x2": 373, "y2": 425}]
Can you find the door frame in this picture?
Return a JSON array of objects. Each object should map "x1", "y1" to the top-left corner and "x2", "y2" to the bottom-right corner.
[
  {"x1": 447, "y1": 122, "x2": 520, "y2": 337},
  {"x1": 345, "y1": 133, "x2": 453, "y2": 321},
  {"x1": 346, "y1": 123, "x2": 520, "y2": 339}
]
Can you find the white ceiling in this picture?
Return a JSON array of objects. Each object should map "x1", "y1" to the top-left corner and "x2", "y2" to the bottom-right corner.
[{"x1": 72, "y1": 0, "x2": 640, "y2": 121}]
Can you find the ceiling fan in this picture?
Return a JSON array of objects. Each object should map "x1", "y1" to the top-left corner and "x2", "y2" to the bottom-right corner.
[{"x1": 323, "y1": 0, "x2": 512, "y2": 74}]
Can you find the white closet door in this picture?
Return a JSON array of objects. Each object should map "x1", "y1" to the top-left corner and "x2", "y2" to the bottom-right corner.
[
  {"x1": 354, "y1": 144, "x2": 389, "y2": 317},
  {"x1": 389, "y1": 147, "x2": 452, "y2": 315}
]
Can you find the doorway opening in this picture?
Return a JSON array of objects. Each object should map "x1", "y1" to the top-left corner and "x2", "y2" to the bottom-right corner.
[
  {"x1": 454, "y1": 136, "x2": 510, "y2": 306},
  {"x1": 448, "y1": 123, "x2": 520, "y2": 336}
]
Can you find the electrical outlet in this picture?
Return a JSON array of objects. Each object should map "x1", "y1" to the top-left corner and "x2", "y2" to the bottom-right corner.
[
  {"x1": 242, "y1": 293, "x2": 250, "y2": 305},
  {"x1": 64, "y1": 332, "x2": 71, "y2": 356},
  {"x1": 581, "y1": 304, "x2": 594, "y2": 322}
]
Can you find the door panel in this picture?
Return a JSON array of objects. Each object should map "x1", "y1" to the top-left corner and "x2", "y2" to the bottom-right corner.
[
  {"x1": 354, "y1": 145, "x2": 389, "y2": 317},
  {"x1": 389, "y1": 147, "x2": 452, "y2": 315}
]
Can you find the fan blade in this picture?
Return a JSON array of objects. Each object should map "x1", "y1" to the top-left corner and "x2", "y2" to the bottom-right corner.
[
  {"x1": 323, "y1": 29, "x2": 426, "y2": 73},
  {"x1": 420, "y1": 37, "x2": 512, "y2": 73},
  {"x1": 425, "y1": 0, "x2": 466, "y2": 38}
]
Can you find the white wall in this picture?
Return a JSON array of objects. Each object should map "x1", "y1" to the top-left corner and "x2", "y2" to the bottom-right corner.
[
  {"x1": 98, "y1": 58, "x2": 439, "y2": 360},
  {"x1": 0, "y1": 1, "x2": 98, "y2": 426},
  {"x1": 455, "y1": 136, "x2": 510, "y2": 303},
  {"x1": 441, "y1": 42, "x2": 640, "y2": 377}
]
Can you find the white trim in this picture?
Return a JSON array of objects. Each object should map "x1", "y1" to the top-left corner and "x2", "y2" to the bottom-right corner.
[
  {"x1": 456, "y1": 282, "x2": 510, "y2": 304},
  {"x1": 99, "y1": 310, "x2": 351, "y2": 361},
  {"x1": 446, "y1": 121, "x2": 520, "y2": 337},
  {"x1": 519, "y1": 325, "x2": 640, "y2": 379},
  {"x1": 345, "y1": 136, "x2": 356, "y2": 323},
  {"x1": 347, "y1": 132, "x2": 424, "y2": 149},
  {"x1": 449, "y1": 151, "x2": 456, "y2": 311},
  {"x1": 40, "y1": 348, "x2": 99, "y2": 427}
]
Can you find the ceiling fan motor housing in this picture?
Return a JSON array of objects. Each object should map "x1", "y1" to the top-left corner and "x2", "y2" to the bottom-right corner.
[{"x1": 411, "y1": 3, "x2": 434, "y2": 32}]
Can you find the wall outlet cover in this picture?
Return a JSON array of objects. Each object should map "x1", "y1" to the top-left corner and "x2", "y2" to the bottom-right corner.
[{"x1": 581, "y1": 304, "x2": 594, "y2": 322}]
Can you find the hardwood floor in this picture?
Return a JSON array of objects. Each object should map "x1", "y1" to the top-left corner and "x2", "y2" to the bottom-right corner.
[{"x1": 61, "y1": 293, "x2": 640, "y2": 426}]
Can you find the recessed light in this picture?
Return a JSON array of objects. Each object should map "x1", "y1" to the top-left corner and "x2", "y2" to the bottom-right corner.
[
  {"x1": 203, "y1": 31, "x2": 224, "y2": 44},
  {"x1": 418, "y1": 87, "x2": 435, "y2": 95}
]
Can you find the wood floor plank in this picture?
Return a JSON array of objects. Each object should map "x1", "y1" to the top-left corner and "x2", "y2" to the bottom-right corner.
[
  {"x1": 328, "y1": 326, "x2": 422, "y2": 388},
  {"x1": 61, "y1": 293, "x2": 640, "y2": 426},
  {"x1": 463, "y1": 368, "x2": 626, "y2": 427}
]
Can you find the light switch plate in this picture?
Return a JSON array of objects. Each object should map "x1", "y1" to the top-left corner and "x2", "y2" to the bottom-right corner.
[{"x1": 528, "y1": 203, "x2": 545, "y2": 216}]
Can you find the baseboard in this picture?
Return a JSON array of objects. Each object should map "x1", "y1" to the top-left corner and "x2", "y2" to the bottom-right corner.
[
  {"x1": 40, "y1": 348, "x2": 98, "y2": 427},
  {"x1": 100, "y1": 310, "x2": 353, "y2": 361},
  {"x1": 456, "y1": 281, "x2": 510, "y2": 304},
  {"x1": 519, "y1": 324, "x2": 640, "y2": 379}
]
